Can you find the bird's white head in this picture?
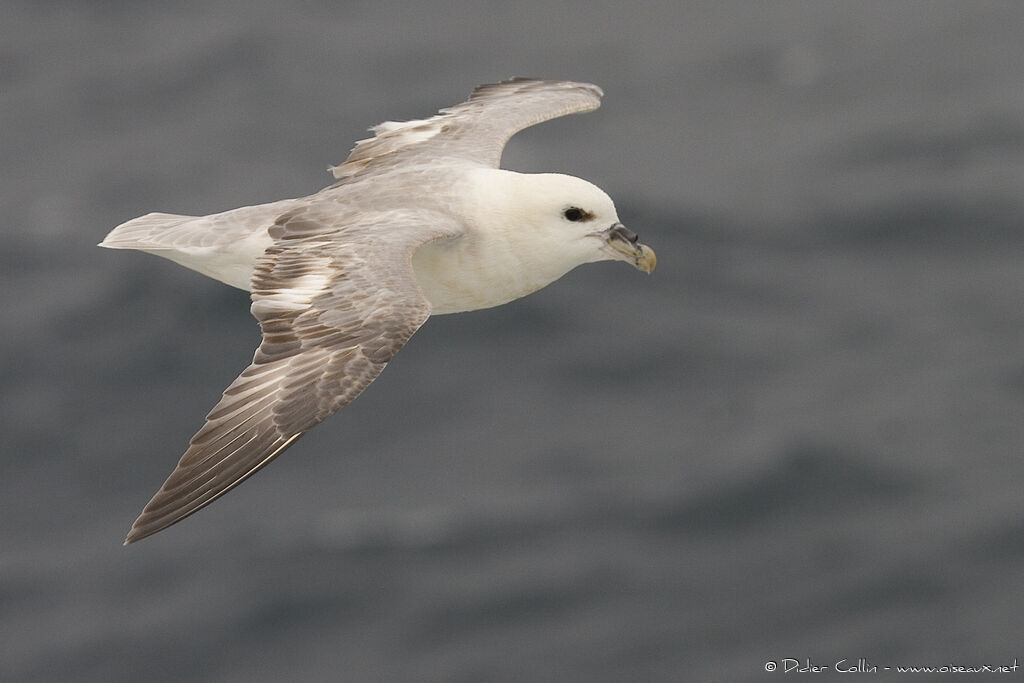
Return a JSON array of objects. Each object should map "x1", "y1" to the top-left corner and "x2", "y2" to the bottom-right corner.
[
  {"x1": 413, "y1": 168, "x2": 656, "y2": 315},
  {"x1": 472, "y1": 170, "x2": 656, "y2": 277}
]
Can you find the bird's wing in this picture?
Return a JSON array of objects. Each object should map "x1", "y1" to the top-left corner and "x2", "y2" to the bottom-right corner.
[
  {"x1": 330, "y1": 78, "x2": 603, "y2": 177},
  {"x1": 124, "y1": 206, "x2": 460, "y2": 544}
]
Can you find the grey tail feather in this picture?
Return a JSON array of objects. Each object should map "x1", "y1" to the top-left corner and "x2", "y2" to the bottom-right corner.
[{"x1": 99, "y1": 212, "x2": 198, "y2": 249}]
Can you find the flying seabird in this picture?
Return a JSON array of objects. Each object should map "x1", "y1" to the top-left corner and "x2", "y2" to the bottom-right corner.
[{"x1": 100, "y1": 78, "x2": 656, "y2": 544}]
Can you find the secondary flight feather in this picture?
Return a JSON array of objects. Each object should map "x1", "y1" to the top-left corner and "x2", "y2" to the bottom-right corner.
[{"x1": 100, "y1": 78, "x2": 656, "y2": 544}]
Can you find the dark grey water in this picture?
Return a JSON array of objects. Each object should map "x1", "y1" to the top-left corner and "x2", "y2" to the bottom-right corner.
[{"x1": 4, "y1": 1, "x2": 1024, "y2": 681}]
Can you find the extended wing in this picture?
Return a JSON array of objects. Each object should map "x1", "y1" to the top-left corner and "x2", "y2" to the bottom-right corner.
[
  {"x1": 124, "y1": 207, "x2": 460, "y2": 543},
  {"x1": 330, "y1": 78, "x2": 603, "y2": 177}
]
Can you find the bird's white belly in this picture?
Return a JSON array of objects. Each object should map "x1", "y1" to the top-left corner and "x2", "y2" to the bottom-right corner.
[{"x1": 411, "y1": 232, "x2": 568, "y2": 315}]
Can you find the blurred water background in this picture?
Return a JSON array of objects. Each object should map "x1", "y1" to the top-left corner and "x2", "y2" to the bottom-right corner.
[{"x1": 3, "y1": 1, "x2": 1024, "y2": 681}]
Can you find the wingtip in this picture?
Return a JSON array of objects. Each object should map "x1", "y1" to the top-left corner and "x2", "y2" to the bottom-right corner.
[
  {"x1": 123, "y1": 516, "x2": 153, "y2": 545},
  {"x1": 123, "y1": 511, "x2": 166, "y2": 545}
]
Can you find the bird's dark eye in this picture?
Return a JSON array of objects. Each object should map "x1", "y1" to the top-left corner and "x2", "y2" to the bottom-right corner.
[{"x1": 563, "y1": 207, "x2": 586, "y2": 222}]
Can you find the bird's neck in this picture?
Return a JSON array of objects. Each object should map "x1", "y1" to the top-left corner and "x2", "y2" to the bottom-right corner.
[{"x1": 412, "y1": 170, "x2": 582, "y2": 314}]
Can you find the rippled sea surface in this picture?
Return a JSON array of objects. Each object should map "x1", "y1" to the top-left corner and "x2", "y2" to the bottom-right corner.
[{"x1": 4, "y1": 2, "x2": 1024, "y2": 681}]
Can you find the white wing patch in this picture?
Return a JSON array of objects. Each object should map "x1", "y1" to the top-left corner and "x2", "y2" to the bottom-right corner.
[
  {"x1": 249, "y1": 265, "x2": 332, "y2": 316},
  {"x1": 330, "y1": 118, "x2": 445, "y2": 179},
  {"x1": 373, "y1": 119, "x2": 443, "y2": 139}
]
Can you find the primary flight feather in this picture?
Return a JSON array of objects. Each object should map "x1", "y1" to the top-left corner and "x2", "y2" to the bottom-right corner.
[{"x1": 100, "y1": 78, "x2": 656, "y2": 544}]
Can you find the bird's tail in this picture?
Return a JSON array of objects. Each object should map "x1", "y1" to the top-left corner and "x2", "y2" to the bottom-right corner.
[{"x1": 98, "y1": 212, "x2": 199, "y2": 250}]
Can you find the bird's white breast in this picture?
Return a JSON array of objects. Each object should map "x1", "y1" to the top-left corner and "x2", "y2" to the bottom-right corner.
[
  {"x1": 411, "y1": 168, "x2": 599, "y2": 315},
  {"x1": 411, "y1": 234, "x2": 540, "y2": 314}
]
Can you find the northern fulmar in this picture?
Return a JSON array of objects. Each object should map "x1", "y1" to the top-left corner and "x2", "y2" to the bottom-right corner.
[{"x1": 100, "y1": 78, "x2": 656, "y2": 544}]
